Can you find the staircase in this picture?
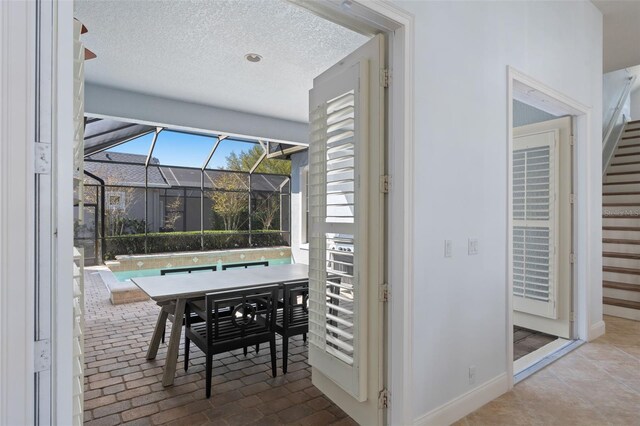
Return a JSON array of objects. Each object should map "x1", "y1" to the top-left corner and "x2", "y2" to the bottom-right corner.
[{"x1": 603, "y1": 119, "x2": 640, "y2": 320}]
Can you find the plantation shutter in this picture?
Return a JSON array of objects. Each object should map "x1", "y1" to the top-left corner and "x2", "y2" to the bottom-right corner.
[
  {"x1": 308, "y1": 56, "x2": 370, "y2": 400},
  {"x1": 513, "y1": 130, "x2": 560, "y2": 319}
]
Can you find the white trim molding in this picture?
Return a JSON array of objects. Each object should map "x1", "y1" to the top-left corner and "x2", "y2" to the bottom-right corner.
[
  {"x1": 588, "y1": 320, "x2": 606, "y2": 341},
  {"x1": 413, "y1": 373, "x2": 509, "y2": 426},
  {"x1": 0, "y1": 1, "x2": 37, "y2": 424}
]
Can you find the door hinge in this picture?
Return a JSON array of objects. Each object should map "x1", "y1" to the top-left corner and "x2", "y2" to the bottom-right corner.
[
  {"x1": 570, "y1": 135, "x2": 575, "y2": 146},
  {"x1": 34, "y1": 142, "x2": 51, "y2": 174},
  {"x1": 34, "y1": 339, "x2": 51, "y2": 372},
  {"x1": 570, "y1": 253, "x2": 576, "y2": 264},
  {"x1": 379, "y1": 283, "x2": 390, "y2": 302},
  {"x1": 378, "y1": 388, "x2": 390, "y2": 409},
  {"x1": 380, "y1": 175, "x2": 390, "y2": 193},
  {"x1": 569, "y1": 194, "x2": 576, "y2": 204},
  {"x1": 380, "y1": 68, "x2": 390, "y2": 88},
  {"x1": 570, "y1": 311, "x2": 576, "y2": 322}
]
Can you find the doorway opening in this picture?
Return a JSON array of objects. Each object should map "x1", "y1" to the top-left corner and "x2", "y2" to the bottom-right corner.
[
  {"x1": 69, "y1": 2, "x2": 410, "y2": 423},
  {"x1": 508, "y1": 68, "x2": 592, "y2": 383}
]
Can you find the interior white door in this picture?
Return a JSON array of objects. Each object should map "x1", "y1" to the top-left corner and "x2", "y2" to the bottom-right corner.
[
  {"x1": 307, "y1": 34, "x2": 385, "y2": 425},
  {"x1": 513, "y1": 117, "x2": 573, "y2": 339}
]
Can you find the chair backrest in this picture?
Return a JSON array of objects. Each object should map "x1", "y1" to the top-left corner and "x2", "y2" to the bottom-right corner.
[
  {"x1": 282, "y1": 280, "x2": 309, "y2": 328},
  {"x1": 160, "y1": 265, "x2": 217, "y2": 276},
  {"x1": 221, "y1": 261, "x2": 269, "y2": 270},
  {"x1": 205, "y1": 284, "x2": 279, "y2": 342}
]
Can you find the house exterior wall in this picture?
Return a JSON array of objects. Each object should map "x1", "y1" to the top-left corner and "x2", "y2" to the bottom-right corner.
[
  {"x1": 392, "y1": 0, "x2": 603, "y2": 421},
  {"x1": 290, "y1": 151, "x2": 309, "y2": 265}
]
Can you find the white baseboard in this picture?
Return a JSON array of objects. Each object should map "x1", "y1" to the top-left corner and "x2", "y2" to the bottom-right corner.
[
  {"x1": 413, "y1": 373, "x2": 509, "y2": 426},
  {"x1": 603, "y1": 304, "x2": 640, "y2": 321},
  {"x1": 588, "y1": 320, "x2": 606, "y2": 341}
]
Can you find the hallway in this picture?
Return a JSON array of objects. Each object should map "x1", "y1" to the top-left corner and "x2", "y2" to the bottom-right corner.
[{"x1": 459, "y1": 316, "x2": 640, "y2": 425}]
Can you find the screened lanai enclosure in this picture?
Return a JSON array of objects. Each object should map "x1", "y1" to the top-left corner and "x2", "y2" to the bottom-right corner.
[{"x1": 74, "y1": 118, "x2": 304, "y2": 265}]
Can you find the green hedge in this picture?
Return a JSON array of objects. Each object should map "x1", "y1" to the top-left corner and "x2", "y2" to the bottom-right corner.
[{"x1": 103, "y1": 230, "x2": 288, "y2": 260}]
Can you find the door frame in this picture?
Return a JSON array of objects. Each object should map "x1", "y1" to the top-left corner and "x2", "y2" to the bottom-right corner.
[
  {"x1": 506, "y1": 67, "x2": 599, "y2": 387},
  {"x1": 39, "y1": 0, "x2": 415, "y2": 425},
  {"x1": 292, "y1": 2, "x2": 415, "y2": 424}
]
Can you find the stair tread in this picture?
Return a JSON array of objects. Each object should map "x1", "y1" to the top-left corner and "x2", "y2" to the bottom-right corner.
[
  {"x1": 605, "y1": 170, "x2": 640, "y2": 176},
  {"x1": 603, "y1": 252, "x2": 640, "y2": 259},
  {"x1": 603, "y1": 297, "x2": 640, "y2": 310},
  {"x1": 603, "y1": 226, "x2": 640, "y2": 231},
  {"x1": 622, "y1": 136, "x2": 640, "y2": 140},
  {"x1": 610, "y1": 160, "x2": 640, "y2": 166},
  {"x1": 603, "y1": 192, "x2": 640, "y2": 196},
  {"x1": 627, "y1": 120, "x2": 640, "y2": 125},
  {"x1": 614, "y1": 151, "x2": 640, "y2": 157},
  {"x1": 603, "y1": 214, "x2": 640, "y2": 218},
  {"x1": 603, "y1": 238, "x2": 640, "y2": 245},
  {"x1": 603, "y1": 181, "x2": 640, "y2": 185},
  {"x1": 603, "y1": 280, "x2": 640, "y2": 292},
  {"x1": 603, "y1": 203, "x2": 640, "y2": 206},
  {"x1": 615, "y1": 143, "x2": 640, "y2": 150},
  {"x1": 603, "y1": 266, "x2": 640, "y2": 275}
]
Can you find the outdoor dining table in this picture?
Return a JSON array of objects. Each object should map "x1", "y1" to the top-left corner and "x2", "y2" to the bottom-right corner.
[{"x1": 130, "y1": 263, "x2": 309, "y2": 386}]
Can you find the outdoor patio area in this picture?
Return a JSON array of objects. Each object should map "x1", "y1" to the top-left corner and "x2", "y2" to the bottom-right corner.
[{"x1": 83, "y1": 267, "x2": 356, "y2": 426}]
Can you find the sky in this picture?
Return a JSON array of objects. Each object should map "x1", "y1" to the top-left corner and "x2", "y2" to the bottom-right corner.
[{"x1": 106, "y1": 130, "x2": 257, "y2": 169}]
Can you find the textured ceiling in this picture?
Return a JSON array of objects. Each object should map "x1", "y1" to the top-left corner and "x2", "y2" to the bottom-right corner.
[
  {"x1": 74, "y1": 0, "x2": 370, "y2": 123},
  {"x1": 591, "y1": 0, "x2": 640, "y2": 73}
]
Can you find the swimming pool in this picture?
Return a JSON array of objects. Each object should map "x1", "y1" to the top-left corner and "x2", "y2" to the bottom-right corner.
[{"x1": 111, "y1": 257, "x2": 292, "y2": 282}]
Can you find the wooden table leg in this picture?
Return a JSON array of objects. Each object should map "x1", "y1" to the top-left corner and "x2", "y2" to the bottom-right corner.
[
  {"x1": 147, "y1": 307, "x2": 169, "y2": 360},
  {"x1": 162, "y1": 298, "x2": 186, "y2": 387}
]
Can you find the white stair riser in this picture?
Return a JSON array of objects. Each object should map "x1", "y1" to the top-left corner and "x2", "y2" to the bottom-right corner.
[
  {"x1": 603, "y1": 271, "x2": 640, "y2": 285},
  {"x1": 603, "y1": 183, "x2": 640, "y2": 194},
  {"x1": 603, "y1": 217, "x2": 640, "y2": 227},
  {"x1": 613, "y1": 146, "x2": 640, "y2": 158},
  {"x1": 603, "y1": 287, "x2": 640, "y2": 302},
  {"x1": 615, "y1": 145, "x2": 640, "y2": 155},
  {"x1": 610, "y1": 153, "x2": 640, "y2": 164},
  {"x1": 603, "y1": 207, "x2": 640, "y2": 216},
  {"x1": 603, "y1": 229, "x2": 640, "y2": 239},
  {"x1": 606, "y1": 163, "x2": 640, "y2": 174},
  {"x1": 603, "y1": 173, "x2": 640, "y2": 183},
  {"x1": 603, "y1": 256, "x2": 640, "y2": 269},
  {"x1": 602, "y1": 243, "x2": 640, "y2": 254},
  {"x1": 603, "y1": 193, "x2": 640, "y2": 204},
  {"x1": 603, "y1": 304, "x2": 640, "y2": 320}
]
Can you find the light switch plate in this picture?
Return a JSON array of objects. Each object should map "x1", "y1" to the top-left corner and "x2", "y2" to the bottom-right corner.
[
  {"x1": 468, "y1": 238, "x2": 478, "y2": 255},
  {"x1": 445, "y1": 240, "x2": 452, "y2": 258}
]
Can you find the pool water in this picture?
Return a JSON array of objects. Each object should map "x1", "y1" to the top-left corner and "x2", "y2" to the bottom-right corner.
[{"x1": 112, "y1": 257, "x2": 292, "y2": 282}]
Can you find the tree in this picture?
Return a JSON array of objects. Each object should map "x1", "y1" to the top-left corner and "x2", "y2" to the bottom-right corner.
[
  {"x1": 210, "y1": 173, "x2": 248, "y2": 231},
  {"x1": 254, "y1": 194, "x2": 280, "y2": 230},
  {"x1": 225, "y1": 145, "x2": 291, "y2": 175},
  {"x1": 163, "y1": 197, "x2": 182, "y2": 231}
]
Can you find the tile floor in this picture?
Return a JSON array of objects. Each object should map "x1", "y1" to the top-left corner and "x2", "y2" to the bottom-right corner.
[
  {"x1": 83, "y1": 267, "x2": 356, "y2": 426},
  {"x1": 513, "y1": 326, "x2": 557, "y2": 361},
  {"x1": 459, "y1": 315, "x2": 640, "y2": 425}
]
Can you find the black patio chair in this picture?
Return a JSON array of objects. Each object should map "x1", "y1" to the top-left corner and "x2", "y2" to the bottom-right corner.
[
  {"x1": 184, "y1": 285, "x2": 279, "y2": 398},
  {"x1": 274, "y1": 280, "x2": 309, "y2": 373}
]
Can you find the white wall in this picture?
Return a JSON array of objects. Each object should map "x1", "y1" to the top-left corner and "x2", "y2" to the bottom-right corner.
[
  {"x1": 631, "y1": 89, "x2": 640, "y2": 120},
  {"x1": 290, "y1": 151, "x2": 309, "y2": 265},
  {"x1": 85, "y1": 83, "x2": 309, "y2": 144},
  {"x1": 392, "y1": 0, "x2": 602, "y2": 422}
]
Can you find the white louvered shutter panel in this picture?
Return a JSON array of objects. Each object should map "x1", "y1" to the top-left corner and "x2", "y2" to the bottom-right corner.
[
  {"x1": 513, "y1": 130, "x2": 560, "y2": 319},
  {"x1": 308, "y1": 61, "x2": 368, "y2": 401},
  {"x1": 72, "y1": 19, "x2": 86, "y2": 426}
]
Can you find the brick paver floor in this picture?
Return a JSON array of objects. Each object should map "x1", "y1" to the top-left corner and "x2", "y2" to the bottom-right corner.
[{"x1": 83, "y1": 267, "x2": 356, "y2": 426}]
